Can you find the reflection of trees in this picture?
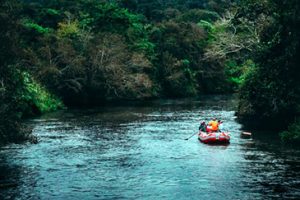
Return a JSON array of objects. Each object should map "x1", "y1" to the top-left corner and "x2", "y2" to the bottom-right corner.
[
  {"x1": 240, "y1": 136, "x2": 300, "y2": 198},
  {"x1": 0, "y1": 152, "x2": 38, "y2": 199}
]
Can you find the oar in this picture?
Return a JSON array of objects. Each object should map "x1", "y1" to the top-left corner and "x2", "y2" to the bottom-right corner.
[
  {"x1": 185, "y1": 132, "x2": 198, "y2": 140},
  {"x1": 222, "y1": 130, "x2": 252, "y2": 137}
]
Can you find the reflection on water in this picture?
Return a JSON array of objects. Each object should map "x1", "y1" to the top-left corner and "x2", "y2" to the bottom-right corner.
[{"x1": 1, "y1": 96, "x2": 300, "y2": 200}]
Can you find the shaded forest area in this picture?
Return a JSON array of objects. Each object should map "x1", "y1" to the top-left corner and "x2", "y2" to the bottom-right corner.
[{"x1": 1, "y1": 0, "x2": 299, "y2": 144}]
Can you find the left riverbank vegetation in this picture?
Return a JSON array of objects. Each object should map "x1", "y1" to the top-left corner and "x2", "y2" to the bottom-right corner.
[{"x1": 0, "y1": 0, "x2": 299, "y2": 144}]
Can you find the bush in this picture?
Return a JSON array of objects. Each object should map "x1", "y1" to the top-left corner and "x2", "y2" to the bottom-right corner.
[
  {"x1": 280, "y1": 119, "x2": 300, "y2": 144},
  {"x1": 177, "y1": 9, "x2": 220, "y2": 23},
  {"x1": 23, "y1": 20, "x2": 51, "y2": 34},
  {"x1": 225, "y1": 59, "x2": 256, "y2": 90},
  {"x1": 20, "y1": 72, "x2": 64, "y2": 116}
]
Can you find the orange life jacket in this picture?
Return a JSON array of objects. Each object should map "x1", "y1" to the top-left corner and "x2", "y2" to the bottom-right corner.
[{"x1": 208, "y1": 120, "x2": 219, "y2": 131}]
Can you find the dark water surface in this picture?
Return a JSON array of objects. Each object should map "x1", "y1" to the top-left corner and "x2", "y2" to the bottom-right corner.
[{"x1": 1, "y1": 96, "x2": 300, "y2": 200}]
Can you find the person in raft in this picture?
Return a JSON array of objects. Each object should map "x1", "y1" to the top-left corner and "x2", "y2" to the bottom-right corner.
[
  {"x1": 198, "y1": 121, "x2": 207, "y2": 132},
  {"x1": 206, "y1": 118, "x2": 222, "y2": 132}
]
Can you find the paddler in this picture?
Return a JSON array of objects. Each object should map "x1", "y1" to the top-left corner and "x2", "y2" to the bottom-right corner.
[
  {"x1": 198, "y1": 121, "x2": 207, "y2": 132},
  {"x1": 206, "y1": 118, "x2": 222, "y2": 132}
]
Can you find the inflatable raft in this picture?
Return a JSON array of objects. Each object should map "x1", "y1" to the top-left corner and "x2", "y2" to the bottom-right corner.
[{"x1": 198, "y1": 131, "x2": 230, "y2": 144}]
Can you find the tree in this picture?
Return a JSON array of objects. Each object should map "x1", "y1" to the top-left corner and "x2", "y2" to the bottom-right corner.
[
  {"x1": 0, "y1": 0, "x2": 30, "y2": 143},
  {"x1": 237, "y1": 0, "x2": 300, "y2": 133}
]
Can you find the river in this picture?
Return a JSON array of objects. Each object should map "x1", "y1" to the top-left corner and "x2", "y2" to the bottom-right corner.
[{"x1": 1, "y1": 95, "x2": 300, "y2": 200}]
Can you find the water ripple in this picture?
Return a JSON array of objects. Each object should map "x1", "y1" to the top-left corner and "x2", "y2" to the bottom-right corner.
[{"x1": 1, "y1": 96, "x2": 300, "y2": 199}]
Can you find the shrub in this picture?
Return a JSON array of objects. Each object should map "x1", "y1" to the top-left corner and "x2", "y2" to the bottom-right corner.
[
  {"x1": 280, "y1": 119, "x2": 300, "y2": 144},
  {"x1": 20, "y1": 72, "x2": 64, "y2": 116},
  {"x1": 23, "y1": 20, "x2": 51, "y2": 34}
]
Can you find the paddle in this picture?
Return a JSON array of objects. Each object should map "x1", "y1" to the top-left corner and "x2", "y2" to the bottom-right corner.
[
  {"x1": 221, "y1": 130, "x2": 252, "y2": 137},
  {"x1": 185, "y1": 132, "x2": 198, "y2": 140}
]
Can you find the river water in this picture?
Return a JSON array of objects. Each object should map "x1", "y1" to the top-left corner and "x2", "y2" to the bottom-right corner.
[{"x1": 1, "y1": 96, "x2": 300, "y2": 200}]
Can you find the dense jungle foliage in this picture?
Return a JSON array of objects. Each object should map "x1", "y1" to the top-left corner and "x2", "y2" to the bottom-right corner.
[
  {"x1": 236, "y1": 0, "x2": 300, "y2": 143},
  {"x1": 0, "y1": 0, "x2": 299, "y2": 144}
]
